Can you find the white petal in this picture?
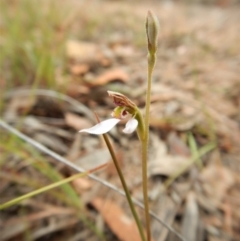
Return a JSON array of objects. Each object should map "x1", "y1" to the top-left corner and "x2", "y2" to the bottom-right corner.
[
  {"x1": 122, "y1": 118, "x2": 138, "y2": 134},
  {"x1": 79, "y1": 118, "x2": 120, "y2": 135}
]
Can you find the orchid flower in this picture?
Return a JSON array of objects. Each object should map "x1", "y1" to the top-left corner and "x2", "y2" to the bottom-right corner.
[{"x1": 79, "y1": 91, "x2": 143, "y2": 136}]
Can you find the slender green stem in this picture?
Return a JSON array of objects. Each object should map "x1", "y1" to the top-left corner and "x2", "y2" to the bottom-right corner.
[
  {"x1": 141, "y1": 139, "x2": 151, "y2": 241},
  {"x1": 102, "y1": 133, "x2": 146, "y2": 241},
  {"x1": 142, "y1": 52, "x2": 156, "y2": 241},
  {"x1": 145, "y1": 53, "x2": 155, "y2": 133}
]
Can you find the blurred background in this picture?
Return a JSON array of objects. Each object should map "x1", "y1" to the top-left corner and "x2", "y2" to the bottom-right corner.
[{"x1": 0, "y1": 0, "x2": 240, "y2": 241}]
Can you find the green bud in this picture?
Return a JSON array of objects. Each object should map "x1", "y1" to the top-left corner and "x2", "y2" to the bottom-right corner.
[{"x1": 146, "y1": 11, "x2": 159, "y2": 55}]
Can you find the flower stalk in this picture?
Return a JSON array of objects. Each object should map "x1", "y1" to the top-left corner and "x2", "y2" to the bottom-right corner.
[
  {"x1": 94, "y1": 114, "x2": 146, "y2": 241},
  {"x1": 141, "y1": 11, "x2": 159, "y2": 241}
]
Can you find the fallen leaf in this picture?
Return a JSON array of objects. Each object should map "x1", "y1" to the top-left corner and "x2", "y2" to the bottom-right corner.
[
  {"x1": 70, "y1": 64, "x2": 90, "y2": 75},
  {"x1": 75, "y1": 149, "x2": 110, "y2": 170},
  {"x1": 90, "y1": 68, "x2": 128, "y2": 86},
  {"x1": 72, "y1": 178, "x2": 92, "y2": 192},
  {"x1": 148, "y1": 133, "x2": 189, "y2": 177},
  {"x1": 33, "y1": 133, "x2": 69, "y2": 154},
  {"x1": 112, "y1": 44, "x2": 134, "y2": 58},
  {"x1": 65, "y1": 84, "x2": 90, "y2": 98},
  {"x1": 66, "y1": 40, "x2": 98, "y2": 62},
  {"x1": 149, "y1": 155, "x2": 189, "y2": 177},
  {"x1": 22, "y1": 116, "x2": 72, "y2": 139},
  {"x1": 198, "y1": 164, "x2": 234, "y2": 209},
  {"x1": 181, "y1": 192, "x2": 199, "y2": 241},
  {"x1": 65, "y1": 112, "x2": 92, "y2": 130},
  {"x1": 91, "y1": 198, "x2": 154, "y2": 241},
  {"x1": 202, "y1": 215, "x2": 222, "y2": 228},
  {"x1": 1, "y1": 207, "x2": 76, "y2": 241},
  {"x1": 66, "y1": 40, "x2": 111, "y2": 67},
  {"x1": 151, "y1": 193, "x2": 179, "y2": 241},
  {"x1": 167, "y1": 132, "x2": 190, "y2": 156}
]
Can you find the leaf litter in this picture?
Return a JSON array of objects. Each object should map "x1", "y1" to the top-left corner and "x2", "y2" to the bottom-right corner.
[{"x1": 1, "y1": 1, "x2": 240, "y2": 241}]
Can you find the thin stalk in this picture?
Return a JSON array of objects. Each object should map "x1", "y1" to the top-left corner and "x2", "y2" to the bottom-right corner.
[
  {"x1": 142, "y1": 52, "x2": 156, "y2": 241},
  {"x1": 141, "y1": 11, "x2": 159, "y2": 241},
  {"x1": 145, "y1": 54, "x2": 156, "y2": 133},
  {"x1": 141, "y1": 139, "x2": 151, "y2": 241},
  {"x1": 94, "y1": 113, "x2": 146, "y2": 241},
  {"x1": 102, "y1": 133, "x2": 146, "y2": 241}
]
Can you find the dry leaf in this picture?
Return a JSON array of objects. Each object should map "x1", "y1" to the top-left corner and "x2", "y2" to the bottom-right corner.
[
  {"x1": 34, "y1": 133, "x2": 69, "y2": 154},
  {"x1": 65, "y1": 112, "x2": 92, "y2": 130},
  {"x1": 65, "y1": 84, "x2": 90, "y2": 98},
  {"x1": 90, "y1": 68, "x2": 128, "y2": 86},
  {"x1": 181, "y1": 192, "x2": 199, "y2": 241},
  {"x1": 70, "y1": 64, "x2": 90, "y2": 75},
  {"x1": 149, "y1": 155, "x2": 189, "y2": 177},
  {"x1": 75, "y1": 149, "x2": 110, "y2": 170},
  {"x1": 66, "y1": 40, "x2": 98, "y2": 62},
  {"x1": 151, "y1": 193, "x2": 179, "y2": 241},
  {"x1": 22, "y1": 116, "x2": 72, "y2": 139},
  {"x1": 66, "y1": 40, "x2": 111, "y2": 67},
  {"x1": 197, "y1": 164, "x2": 235, "y2": 211},
  {"x1": 167, "y1": 132, "x2": 190, "y2": 156},
  {"x1": 72, "y1": 178, "x2": 92, "y2": 191},
  {"x1": 112, "y1": 44, "x2": 134, "y2": 58},
  {"x1": 91, "y1": 198, "x2": 154, "y2": 241},
  {"x1": 1, "y1": 207, "x2": 76, "y2": 241},
  {"x1": 148, "y1": 133, "x2": 190, "y2": 176}
]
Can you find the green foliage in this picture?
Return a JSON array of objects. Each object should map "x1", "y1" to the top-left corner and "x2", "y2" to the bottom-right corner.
[{"x1": 0, "y1": 0, "x2": 69, "y2": 88}]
